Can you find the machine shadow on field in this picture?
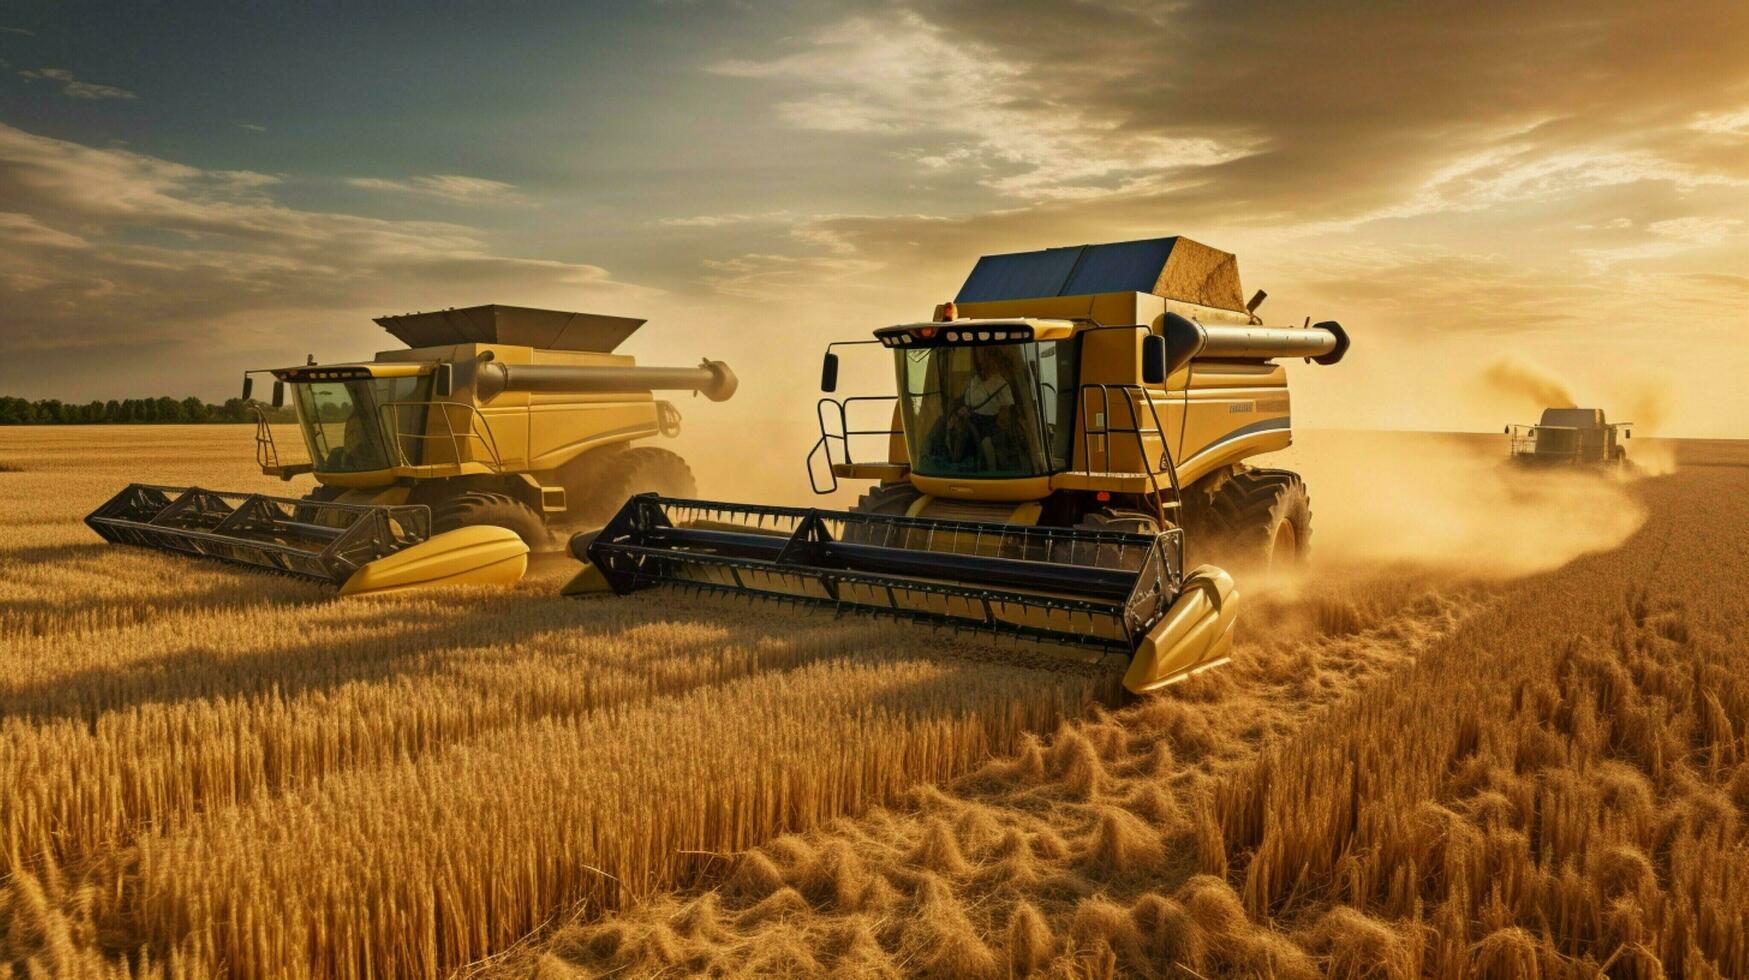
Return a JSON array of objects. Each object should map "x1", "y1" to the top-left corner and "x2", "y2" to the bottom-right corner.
[
  {"x1": 0, "y1": 553, "x2": 331, "y2": 633},
  {"x1": 6, "y1": 541, "x2": 120, "y2": 564},
  {"x1": 1, "y1": 603, "x2": 485, "y2": 723},
  {"x1": 2, "y1": 586, "x2": 994, "y2": 726}
]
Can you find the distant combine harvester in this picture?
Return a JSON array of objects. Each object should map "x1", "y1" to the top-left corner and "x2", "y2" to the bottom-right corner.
[{"x1": 1506, "y1": 408, "x2": 1633, "y2": 470}]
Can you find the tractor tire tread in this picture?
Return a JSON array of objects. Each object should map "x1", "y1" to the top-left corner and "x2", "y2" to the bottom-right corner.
[
  {"x1": 429, "y1": 490, "x2": 552, "y2": 551},
  {"x1": 852, "y1": 482, "x2": 923, "y2": 516},
  {"x1": 1197, "y1": 467, "x2": 1311, "y2": 568}
]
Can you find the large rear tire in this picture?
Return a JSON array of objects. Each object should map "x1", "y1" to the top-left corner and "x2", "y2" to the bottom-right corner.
[
  {"x1": 569, "y1": 446, "x2": 698, "y2": 526},
  {"x1": 556, "y1": 444, "x2": 630, "y2": 526},
  {"x1": 293, "y1": 484, "x2": 349, "y2": 528},
  {"x1": 430, "y1": 490, "x2": 551, "y2": 551},
  {"x1": 615, "y1": 446, "x2": 697, "y2": 502},
  {"x1": 1198, "y1": 468, "x2": 1310, "y2": 569},
  {"x1": 851, "y1": 482, "x2": 923, "y2": 516}
]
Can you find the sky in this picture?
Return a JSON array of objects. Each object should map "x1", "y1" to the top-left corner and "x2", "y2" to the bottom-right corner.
[{"x1": 1, "y1": 0, "x2": 1746, "y2": 437}]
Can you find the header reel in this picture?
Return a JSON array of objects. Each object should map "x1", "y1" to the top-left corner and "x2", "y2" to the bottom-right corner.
[{"x1": 567, "y1": 495, "x2": 1238, "y2": 694}]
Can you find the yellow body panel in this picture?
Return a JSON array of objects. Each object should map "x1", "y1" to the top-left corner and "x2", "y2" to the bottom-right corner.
[
  {"x1": 1122, "y1": 565, "x2": 1239, "y2": 694},
  {"x1": 911, "y1": 473, "x2": 1054, "y2": 503},
  {"x1": 315, "y1": 469, "x2": 402, "y2": 490},
  {"x1": 339, "y1": 525, "x2": 529, "y2": 596},
  {"x1": 561, "y1": 561, "x2": 612, "y2": 596},
  {"x1": 835, "y1": 462, "x2": 910, "y2": 482}
]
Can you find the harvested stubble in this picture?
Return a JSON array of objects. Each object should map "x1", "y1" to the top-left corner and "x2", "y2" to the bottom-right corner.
[
  {"x1": 499, "y1": 443, "x2": 1749, "y2": 979},
  {"x1": 1214, "y1": 460, "x2": 1749, "y2": 976},
  {"x1": 477, "y1": 564, "x2": 1483, "y2": 978},
  {"x1": 0, "y1": 427, "x2": 1112, "y2": 978}
]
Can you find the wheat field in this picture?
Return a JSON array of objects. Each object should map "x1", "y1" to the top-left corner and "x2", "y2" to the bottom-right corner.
[
  {"x1": 1, "y1": 426, "x2": 1743, "y2": 978},
  {"x1": 497, "y1": 439, "x2": 1749, "y2": 979}
]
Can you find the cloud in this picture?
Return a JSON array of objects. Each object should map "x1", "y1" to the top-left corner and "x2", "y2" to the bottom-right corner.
[
  {"x1": 0, "y1": 123, "x2": 654, "y2": 399},
  {"x1": 0, "y1": 211, "x2": 88, "y2": 249},
  {"x1": 706, "y1": 0, "x2": 1749, "y2": 227},
  {"x1": 238, "y1": 123, "x2": 267, "y2": 133},
  {"x1": 344, "y1": 173, "x2": 526, "y2": 205},
  {"x1": 1682, "y1": 271, "x2": 1749, "y2": 293},
  {"x1": 708, "y1": 11, "x2": 1253, "y2": 202},
  {"x1": 659, "y1": 211, "x2": 797, "y2": 228},
  {"x1": 1691, "y1": 108, "x2": 1749, "y2": 137},
  {"x1": 684, "y1": 3, "x2": 1749, "y2": 311},
  {"x1": 1576, "y1": 215, "x2": 1746, "y2": 268},
  {"x1": 17, "y1": 66, "x2": 136, "y2": 100}
]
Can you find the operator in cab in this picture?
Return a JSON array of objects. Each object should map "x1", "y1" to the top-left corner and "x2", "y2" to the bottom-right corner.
[{"x1": 952, "y1": 346, "x2": 1019, "y2": 470}]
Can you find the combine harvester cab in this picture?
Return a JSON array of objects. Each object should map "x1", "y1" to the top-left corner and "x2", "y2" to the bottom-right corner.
[
  {"x1": 567, "y1": 236, "x2": 1346, "y2": 695},
  {"x1": 87, "y1": 304, "x2": 738, "y2": 595}
]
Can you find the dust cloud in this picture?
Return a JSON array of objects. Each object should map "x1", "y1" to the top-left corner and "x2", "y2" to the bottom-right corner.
[
  {"x1": 1479, "y1": 355, "x2": 1576, "y2": 411},
  {"x1": 1622, "y1": 380, "x2": 1674, "y2": 433},
  {"x1": 1620, "y1": 376, "x2": 1678, "y2": 473},
  {"x1": 1258, "y1": 430, "x2": 1646, "y2": 577},
  {"x1": 1628, "y1": 438, "x2": 1679, "y2": 477},
  {"x1": 667, "y1": 409, "x2": 868, "y2": 511}
]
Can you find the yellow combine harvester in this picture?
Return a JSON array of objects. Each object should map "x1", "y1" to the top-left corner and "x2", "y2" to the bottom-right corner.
[
  {"x1": 1507, "y1": 408, "x2": 1633, "y2": 470},
  {"x1": 568, "y1": 237, "x2": 1348, "y2": 694},
  {"x1": 86, "y1": 305, "x2": 737, "y2": 595}
]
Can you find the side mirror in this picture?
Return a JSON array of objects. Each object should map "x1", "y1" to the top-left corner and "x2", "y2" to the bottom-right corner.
[
  {"x1": 272, "y1": 381, "x2": 285, "y2": 408},
  {"x1": 1624, "y1": 429, "x2": 1631, "y2": 439},
  {"x1": 242, "y1": 376, "x2": 254, "y2": 401},
  {"x1": 1141, "y1": 334, "x2": 1166, "y2": 385},
  {"x1": 820, "y1": 352, "x2": 840, "y2": 393},
  {"x1": 1503, "y1": 425, "x2": 1511, "y2": 434},
  {"x1": 435, "y1": 363, "x2": 454, "y2": 398}
]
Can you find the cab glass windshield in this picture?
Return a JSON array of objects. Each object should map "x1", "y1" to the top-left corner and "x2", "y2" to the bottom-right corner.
[
  {"x1": 896, "y1": 340, "x2": 1078, "y2": 479},
  {"x1": 294, "y1": 375, "x2": 432, "y2": 472}
]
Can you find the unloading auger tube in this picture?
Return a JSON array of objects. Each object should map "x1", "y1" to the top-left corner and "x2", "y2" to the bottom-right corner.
[
  {"x1": 564, "y1": 495, "x2": 1239, "y2": 695},
  {"x1": 1161, "y1": 312, "x2": 1349, "y2": 372},
  {"x1": 85, "y1": 484, "x2": 528, "y2": 596},
  {"x1": 473, "y1": 358, "x2": 739, "y2": 401}
]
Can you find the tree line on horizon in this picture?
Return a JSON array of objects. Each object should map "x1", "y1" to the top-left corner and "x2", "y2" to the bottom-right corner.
[{"x1": 0, "y1": 395, "x2": 297, "y2": 426}]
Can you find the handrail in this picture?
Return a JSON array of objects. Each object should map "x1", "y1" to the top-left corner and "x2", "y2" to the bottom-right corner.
[
  {"x1": 1076, "y1": 384, "x2": 1182, "y2": 525},
  {"x1": 249, "y1": 406, "x2": 314, "y2": 479},
  {"x1": 807, "y1": 395, "x2": 900, "y2": 494},
  {"x1": 1506, "y1": 424, "x2": 1543, "y2": 457},
  {"x1": 251, "y1": 405, "x2": 282, "y2": 472},
  {"x1": 376, "y1": 400, "x2": 506, "y2": 473}
]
